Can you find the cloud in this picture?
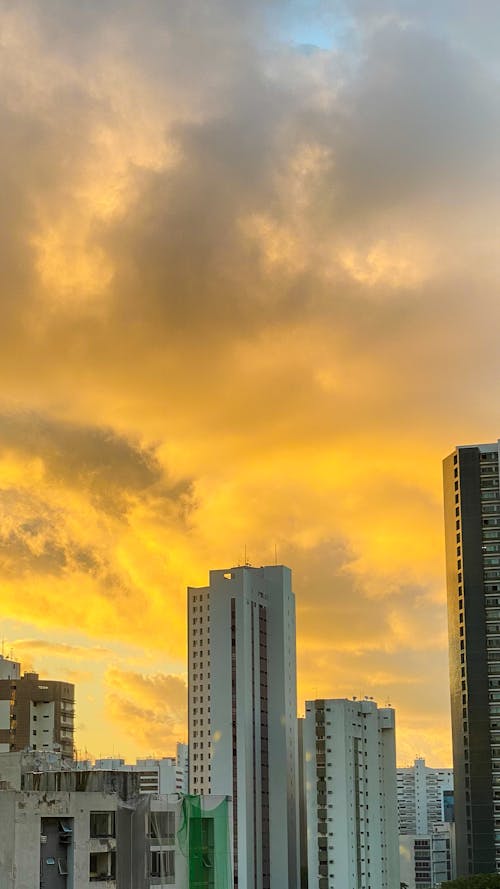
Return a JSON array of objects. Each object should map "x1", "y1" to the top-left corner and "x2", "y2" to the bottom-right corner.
[
  {"x1": 11, "y1": 639, "x2": 112, "y2": 664},
  {"x1": 0, "y1": 411, "x2": 189, "y2": 515},
  {"x1": 104, "y1": 667, "x2": 187, "y2": 754},
  {"x1": 0, "y1": 415, "x2": 193, "y2": 648},
  {"x1": 0, "y1": 0, "x2": 499, "y2": 762}
]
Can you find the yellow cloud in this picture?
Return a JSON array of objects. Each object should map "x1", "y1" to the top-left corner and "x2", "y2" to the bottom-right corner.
[
  {"x1": 1, "y1": 0, "x2": 497, "y2": 768},
  {"x1": 337, "y1": 236, "x2": 432, "y2": 290}
]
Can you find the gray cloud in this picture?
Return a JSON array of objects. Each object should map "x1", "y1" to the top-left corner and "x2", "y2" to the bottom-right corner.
[
  {"x1": 0, "y1": 412, "x2": 192, "y2": 515},
  {"x1": 0, "y1": 0, "x2": 498, "y2": 413},
  {"x1": 1, "y1": 0, "x2": 499, "y2": 761}
]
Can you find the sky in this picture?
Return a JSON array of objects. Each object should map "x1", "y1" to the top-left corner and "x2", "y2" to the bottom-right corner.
[{"x1": 0, "y1": 0, "x2": 499, "y2": 766}]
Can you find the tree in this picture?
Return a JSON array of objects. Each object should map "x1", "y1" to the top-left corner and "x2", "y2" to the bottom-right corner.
[{"x1": 441, "y1": 875, "x2": 500, "y2": 888}]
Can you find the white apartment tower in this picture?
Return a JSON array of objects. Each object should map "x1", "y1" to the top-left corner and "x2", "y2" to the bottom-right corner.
[
  {"x1": 188, "y1": 564, "x2": 299, "y2": 889},
  {"x1": 397, "y1": 758, "x2": 455, "y2": 888},
  {"x1": 397, "y1": 757, "x2": 454, "y2": 835},
  {"x1": 303, "y1": 698, "x2": 400, "y2": 889}
]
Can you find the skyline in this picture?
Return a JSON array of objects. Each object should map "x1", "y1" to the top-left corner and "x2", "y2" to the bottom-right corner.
[{"x1": 1, "y1": 0, "x2": 499, "y2": 765}]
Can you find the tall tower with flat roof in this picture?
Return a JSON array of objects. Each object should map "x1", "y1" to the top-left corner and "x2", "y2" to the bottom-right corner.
[
  {"x1": 303, "y1": 698, "x2": 399, "y2": 889},
  {"x1": 187, "y1": 564, "x2": 299, "y2": 889},
  {"x1": 444, "y1": 440, "x2": 500, "y2": 875}
]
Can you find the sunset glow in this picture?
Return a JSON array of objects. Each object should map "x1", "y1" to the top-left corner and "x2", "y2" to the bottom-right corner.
[{"x1": 1, "y1": 0, "x2": 498, "y2": 768}]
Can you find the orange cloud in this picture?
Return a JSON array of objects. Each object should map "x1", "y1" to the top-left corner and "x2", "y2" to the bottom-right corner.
[
  {"x1": 1, "y1": 0, "x2": 499, "y2": 766},
  {"x1": 104, "y1": 668, "x2": 187, "y2": 755}
]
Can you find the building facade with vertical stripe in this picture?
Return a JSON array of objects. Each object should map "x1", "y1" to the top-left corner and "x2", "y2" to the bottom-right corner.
[
  {"x1": 444, "y1": 441, "x2": 500, "y2": 875},
  {"x1": 303, "y1": 698, "x2": 399, "y2": 889},
  {"x1": 187, "y1": 565, "x2": 299, "y2": 889}
]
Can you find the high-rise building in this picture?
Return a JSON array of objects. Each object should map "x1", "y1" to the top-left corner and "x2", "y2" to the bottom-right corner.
[
  {"x1": 397, "y1": 758, "x2": 454, "y2": 835},
  {"x1": 303, "y1": 698, "x2": 400, "y2": 889},
  {"x1": 187, "y1": 564, "x2": 299, "y2": 889},
  {"x1": 443, "y1": 440, "x2": 500, "y2": 875},
  {"x1": 0, "y1": 667, "x2": 74, "y2": 758},
  {"x1": 397, "y1": 758, "x2": 455, "y2": 888}
]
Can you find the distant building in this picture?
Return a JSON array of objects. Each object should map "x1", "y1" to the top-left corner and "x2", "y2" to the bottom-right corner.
[
  {"x1": 0, "y1": 749, "x2": 231, "y2": 889},
  {"x1": 0, "y1": 665, "x2": 74, "y2": 758},
  {"x1": 90, "y1": 743, "x2": 189, "y2": 795},
  {"x1": 399, "y1": 824, "x2": 455, "y2": 889},
  {"x1": 0, "y1": 655, "x2": 20, "y2": 681},
  {"x1": 188, "y1": 564, "x2": 299, "y2": 889},
  {"x1": 303, "y1": 698, "x2": 400, "y2": 889},
  {"x1": 443, "y1": 441, "x2": 500, "y2": 874},
  {"x1": 175, "y1": 742, "x2": 188, "y2": 793},
  {"x1": 397, "y1": 758, "x2": 454, "y2": 834},
  {"x1": 297, "y1": 717, "x2": 308, "y2": 889},
  {"x1": 397, "y1": 757, "x2": 455, "y2": 888}
]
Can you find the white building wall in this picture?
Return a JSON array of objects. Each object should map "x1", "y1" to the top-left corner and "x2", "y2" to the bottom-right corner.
[
  {"x1": 175, "y1": 743, "x2": 188, "y2": 793},
  {"x1": 188, "y1": 564, "x2": 299, "y2": 889},
  {"x1": 304, "y1": 699, "x2": 400, "y2": 889},
  {"x1": 397, "y1": 757, "x2": 455, "y2": 883},
  {"x1": 156, "y1": 758, "x2": 176, "y2": 794},
  {"x1": 30, "y1": 700, "x2": 55, "y2": 751},
  {"x1": 399, "y1": 823, "x2": 455, "y2": 889},
  {"x1": 397, "y1": 758, "x2": 454, "y2": 835},
  {"x1": 0, "y1": 657, "x2": 20, "y2": 680}
]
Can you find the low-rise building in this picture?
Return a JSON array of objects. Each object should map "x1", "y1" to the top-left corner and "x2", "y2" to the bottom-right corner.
[
  {"x1": 399, "y1": 823, "x2": 456, "y2": 889},
  {"x1": 0, "y1": 662, "x2": 74, "y2": 758},
  {"x1": 91, "y1": 743, "x2": 188, "y2": 795},
  {"x1": 0, "y1": 751, "x2": 230, "y2": 889}
]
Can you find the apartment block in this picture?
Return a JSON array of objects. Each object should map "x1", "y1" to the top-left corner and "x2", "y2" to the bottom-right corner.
[
  {"x1": 397, "y1": 758, "x2": 454, "y2": 834},
  {"x1": 0, "y1": 663, "x2": 74, "y2": 758},
  {"x1": 303, "y1": 698, "x2": 400, "y2": 889},
  {"x1": 92, "y1": 744, "x2": 188, "y2": 795},
  {"x1": 399, "y1": 823, "x2": 456, "y2": 889},
  {"x1": 188, "y1": 564, "x2": 299, "y2": 889},
  {"x1": 397, "y1": 757, "x2": 455, "y2": 887},
  {"x1": 0, "y1": 750, "x2": 231, "y2": 888},
  {"x1": 443, "y1": 441, "x2": 500, "y2": 874}
]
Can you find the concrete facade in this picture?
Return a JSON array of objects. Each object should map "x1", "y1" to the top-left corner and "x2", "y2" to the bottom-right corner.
[
  {"x1": 91, "y1": 744, "x2": 188, "y2": 795},
  {"x1": 0, "y1": 752, "x2": 230, "y2": 889},
  {"x1": 188, "y1": 564, "x2": 299, "y2": 889},
  {"x1": 303, "y1": 698, "x2": 400, "y2": 889},
  {"x1": 0, "y1": 669, "x2": 74, "y2": 758}
]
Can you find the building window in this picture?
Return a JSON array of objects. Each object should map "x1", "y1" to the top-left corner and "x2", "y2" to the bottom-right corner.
[
  {"x1": 149, "y1": 811, "x2": 175, "y2": 842},
  {"x1": 89, "y1": 850, "x2": 116, "y2": 881},
  {"x1": 90, "y1": 812, "x2": 115, "y2": 838},
  {"x1": 150, "y1": 850, "x2": 175, "y2": 879}
]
